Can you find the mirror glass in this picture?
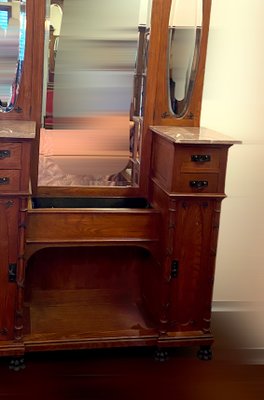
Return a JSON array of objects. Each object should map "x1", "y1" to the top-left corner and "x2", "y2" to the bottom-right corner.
[
  {"x1": 168, "y1": 0, "x2": 202, "y2": 117},
  {"x1": 0, "y1": 0, "x2": 26, "y2": 113},
  {"x1": 39, "y1": 0, "x2": 152, "y2": 188}
]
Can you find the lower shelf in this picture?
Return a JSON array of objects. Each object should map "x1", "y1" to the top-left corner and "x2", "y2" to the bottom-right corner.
[{"x1": 23, "y1": 289, "x2": 158, "y2": 351}]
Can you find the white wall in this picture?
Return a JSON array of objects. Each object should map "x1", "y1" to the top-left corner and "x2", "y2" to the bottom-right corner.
[{"x1": 201, "y1": 0, "x2": 264, "y2": 303}]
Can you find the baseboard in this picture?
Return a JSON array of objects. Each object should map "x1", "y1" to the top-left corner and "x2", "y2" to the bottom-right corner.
[{"x1": 211, "y1": 301, "x2": 264, "y2": 364}]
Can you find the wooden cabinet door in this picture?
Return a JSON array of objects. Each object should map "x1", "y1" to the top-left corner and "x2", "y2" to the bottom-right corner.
[
  {"x1": 0, "y1": 199, "x2": 19, "y2": 341},
  {"x1": 168, "y1": 198, "x2": 221, "y2": 334}
]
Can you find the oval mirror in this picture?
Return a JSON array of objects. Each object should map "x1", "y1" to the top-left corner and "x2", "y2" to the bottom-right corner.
[
  {"x1": 168, "y1": 0, "x2": 202, "y2": 117},
  {"x1": 0, "y1": 0, "x2": 26, "y2": 113}
]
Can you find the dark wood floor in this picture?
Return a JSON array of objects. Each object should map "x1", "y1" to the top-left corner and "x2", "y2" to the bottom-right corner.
[{"x1": 0, "y1": 314, "x2": 263, "y2": 400}]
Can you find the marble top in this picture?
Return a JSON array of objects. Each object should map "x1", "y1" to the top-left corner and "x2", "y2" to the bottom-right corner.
[
  {"x1": 150, "y1": 126, "x2": 242, "y2": 145},
  {"x1": 0, "y1": 120, "x2": 36, "y2": 139}
]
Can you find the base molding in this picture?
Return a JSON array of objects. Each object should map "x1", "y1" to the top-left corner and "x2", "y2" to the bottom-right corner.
[{"x1": 212, "y1": 300, "x2": 264, "y2": 364}]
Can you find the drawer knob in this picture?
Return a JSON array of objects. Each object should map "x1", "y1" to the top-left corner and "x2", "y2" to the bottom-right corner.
[
  {"x1": 0, "y1": 177, "x2": 10, "y2": 185},
  {"x1": 191, "y1": 154, "x2": 211, "y2": 162},
  {"x1": 0, "y1": 150, "x2": 11, "y2": 159},
  {"x1": 190, "y1": 180, "x2": 208, "y2": 189}
]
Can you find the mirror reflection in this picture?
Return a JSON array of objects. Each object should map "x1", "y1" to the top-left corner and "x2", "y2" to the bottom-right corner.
[
  {"x1": 40, "y1": 0, "x2": 152, "y2": 187},
  {"x1": 0, "y1": 0, "x2": 26, "y2": 113},
  {"x1": 168, "y1": 0, "x2": 202, "y2": 117}
]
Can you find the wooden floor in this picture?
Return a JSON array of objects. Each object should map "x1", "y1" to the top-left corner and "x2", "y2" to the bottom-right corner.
[{"x1": 0, "y1": 314, "x2": 263, "y2": 400}]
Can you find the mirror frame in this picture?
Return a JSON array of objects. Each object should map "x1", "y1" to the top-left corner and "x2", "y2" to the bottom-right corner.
[
  {"x1": 29, "y1": 0, "x2": 212, "y2": 198},
  {"x1": 0, "y1": 0, "x2": 35, "y2": 120},
  {"x1": 0, "y1": 0, "x2": 26, "y2": 113},
  {"x1": 151, "y1": 0, "x2": 212, "y2": 127}
]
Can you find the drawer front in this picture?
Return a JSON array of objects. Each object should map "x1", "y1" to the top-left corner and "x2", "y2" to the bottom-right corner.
[
  {"x1": 0, "y1": 143, "x2": 22, "y2": 169},
  {"x1": 178, "y1": 147, "x2": 220, "y2": 173},
  {"x1": 176, "y1": 173, "x2": 220, "y2": 193},
  {"x1": 0, "y1": 170, "x2": 20, "y2": 192}
]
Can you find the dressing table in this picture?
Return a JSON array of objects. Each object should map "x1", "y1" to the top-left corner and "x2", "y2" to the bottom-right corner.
[{"x1": 0, "y1": 0, "x2": 240, "y2": 367}]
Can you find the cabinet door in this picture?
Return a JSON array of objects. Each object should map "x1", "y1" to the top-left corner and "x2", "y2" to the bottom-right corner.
[
  {"x1": 0, "y1": 199, "x2": 19, "y2": 341},
  {"x1": 168, "y1": 199, "x2": 221, "y2": 334}
]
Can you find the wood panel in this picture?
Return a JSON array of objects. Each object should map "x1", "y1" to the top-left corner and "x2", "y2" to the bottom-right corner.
[
  {"x1": 26, "y1": 209, "x2": 160, "y2": 244},
  {"x1": 0, "y1": 198, "x2": 19, "y2": 341}
]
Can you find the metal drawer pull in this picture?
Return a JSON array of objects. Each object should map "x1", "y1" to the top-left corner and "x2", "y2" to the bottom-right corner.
[
  {"x1": 0, "y1": 150, "x2": 11, "y2": 159},
  {"x1": 0, "y1": 177, "x2": 10, "y2": 185},
  {"x1": 190, "y1": 180, "x2": 208, "y2": 189},
  {"x1": 191, "y1": 154, "x2": 211, "y2": 162}
]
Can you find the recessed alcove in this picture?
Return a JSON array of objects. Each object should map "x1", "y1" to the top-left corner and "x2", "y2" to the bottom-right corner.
[{"x1": 23, "y1": 246, "x2": 160, "y2": 349}]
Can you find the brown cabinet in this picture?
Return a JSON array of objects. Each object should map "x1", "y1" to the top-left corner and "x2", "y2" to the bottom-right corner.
[
  {"x1": 148, "y1": 126, "x2": 241, "y2": 350},
  {"x1": 0, "y1": 198, "x2": 19, "y2": 341},
  {"x1": 0, "y1": 122, "x2": 35, "y2": 353},
  {"x1": 0, "y1": 123, "x2": 240, "y2": 362}
]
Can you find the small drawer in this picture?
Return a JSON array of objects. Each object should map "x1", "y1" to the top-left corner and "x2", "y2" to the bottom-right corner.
[
  {"x1": 0, "y1": 143, "x2": 22, "y2": 169},
  {"x1": 0, "y1": 170, "x2": 20, "y2": 192},
  {"x1": 176, "y1": 173, "x2": 220, "y2": 193},
  {"x1": 178, "y1": 146, "x2": 220, "y2": 173}
]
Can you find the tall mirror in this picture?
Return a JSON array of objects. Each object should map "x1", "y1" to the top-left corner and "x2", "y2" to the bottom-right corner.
[
  {"x1": 168, "y1": 0, "x2": 202, "y2": 117},
  {"x1": 0, "y1": 0, "x2": 26, "y2": 113},
  {"x1": 39, "y1": 0, "x2": 152, "y2": 188}
]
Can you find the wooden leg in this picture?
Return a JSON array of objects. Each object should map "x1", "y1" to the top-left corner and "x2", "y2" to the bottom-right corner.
[
  {"x1": 197, "y1": 345, "x2": 212, "y2": 361},
  {"x1": 9, "y1": 357, "x2": 26, "y2": 371},
  {"x1": 154, "y1": 348, "x2": 169, "y2": 362}
]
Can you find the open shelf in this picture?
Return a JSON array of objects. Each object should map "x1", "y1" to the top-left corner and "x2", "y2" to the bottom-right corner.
[
  {"x1": 23, "y1": 246, "x2": 159, "y2": 350},
  {"x1": 23, "y1": 289, "x2": 158, "y2": 351}
]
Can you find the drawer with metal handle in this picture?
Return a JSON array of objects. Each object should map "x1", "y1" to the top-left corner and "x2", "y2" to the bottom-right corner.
[
  {"x1": 175, "y1": 173, "x2": 220, "y2": 193},
  {"x1": 0, "y1": 143, "x2": 22, "y2": 169},
  {"x1": 0, "y1": 170, "x2": 20, "y2": 192},
  {"x1": 177, "y1": 146, "x2": 221, "y2": 173}
]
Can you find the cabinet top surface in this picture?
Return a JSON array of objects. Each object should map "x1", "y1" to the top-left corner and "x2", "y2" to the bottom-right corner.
[
  {"x1": 150, "y1": 126, "x2": 242, "y2": 145},
  {"x1": 0, "y1": 120, "x2": 36, "y2": 139}
]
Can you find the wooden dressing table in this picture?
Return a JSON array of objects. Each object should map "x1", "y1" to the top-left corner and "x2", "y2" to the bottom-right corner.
[
  {"x1": 0, "y1": 0, "x2": 241, "y2": 368},
  {"x1": 0, "y1": 123, "x2": 240, "y2": 364}
]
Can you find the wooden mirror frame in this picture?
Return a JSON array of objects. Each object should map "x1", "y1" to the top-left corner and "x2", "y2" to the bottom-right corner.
[
  {"x1": 0, "y1": 0, "x2": 35, "y2": 121},
  {"x1": 28, "y1": 0, "x2": 211, "y2": 198},
  {"x1": 151, "y1": 0, "x2": 212, "y2": 127}
]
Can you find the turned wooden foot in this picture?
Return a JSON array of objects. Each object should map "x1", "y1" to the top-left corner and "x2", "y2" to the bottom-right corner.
[
  {"x1": 197, "y1": 345, "x2": 212, "y2": 361},
  {"x1": 9, "y1": 357, "x2": 26, "y2": 371},
  {"x1": 154, "y1": 348, "x2": 169, "y2": 362}
]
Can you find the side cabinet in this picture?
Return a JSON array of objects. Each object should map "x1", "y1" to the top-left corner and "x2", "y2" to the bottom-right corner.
[
  {"x1": 149, "y1": 126, "x2": 240, "y2": 349},
  {"x1": 0, "y1": 122, "x2": 35, "y2": 354},
  {"x1": 0, "y1": 199, "x2": 19, "y2": 341}
]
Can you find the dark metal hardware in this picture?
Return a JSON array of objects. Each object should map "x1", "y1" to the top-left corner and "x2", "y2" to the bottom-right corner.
[
  {"x1": 161, "y1": 112, "x2": 170, "y2": 118},
  {"x1": 191, "y1": 154, "x2": 211, "y2": 162},
  {"x1": 0, "y1": 328, "x2": 8, "y2": 336},
  {"x1": 14, "y1": 106, "x2": 23, "y2": 113},
  {"x1": 5, "y1": 200, "x2": 14, "y2": 208},
  {"x1": 187, "y1": 112, "x2": 194, "y2": 120},
  {"x1": 190, "y1": 180, "x2": 208, "y2": 189},
  {"x1": 171, "y1": 260, "x2": 179, "y2": 278},
  {"x1": 0, "y1": 150, "x2": 10, "y2": 159},
  {"x1": 0, "y1": 177, "x2": 10, "y2": 185},
  {"x1": 8, "y1": 264, "x2": 17, "y2": 283}
]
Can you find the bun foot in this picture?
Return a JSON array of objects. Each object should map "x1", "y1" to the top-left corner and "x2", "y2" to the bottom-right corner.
[
  {"x1": 197, "y1": 345, "x2": 212, "y2": 361},
  {"x1": 154, "y1": 348, "x2": 169, "y2": 362},
  {"x1": 9, "y1": 357, "x2": 26, "y2": 371}
]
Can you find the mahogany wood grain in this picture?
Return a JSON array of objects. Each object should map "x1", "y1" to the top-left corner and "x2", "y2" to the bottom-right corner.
[
  {"x1": 0, "y1": 198, "x2": 19, "y2": 341},
  {"x1": 151, "y1": 133, "x2": 230, "y2": 194},
  {"x1": 25, "y1": 209, "x2": 160, "y2": 253},
  {"x1": 0, "y1": 143, "x2": 22, "y2": 169}
]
